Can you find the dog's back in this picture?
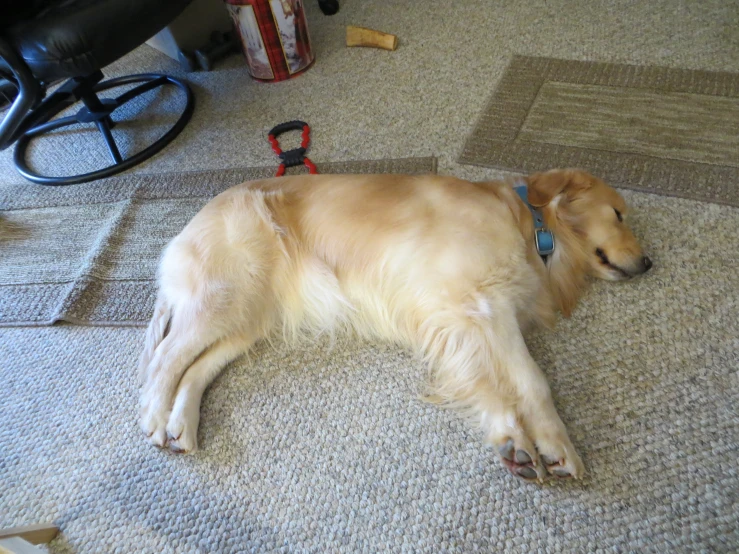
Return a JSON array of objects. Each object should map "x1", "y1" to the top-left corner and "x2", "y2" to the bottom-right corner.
[{"x1": 155, "y1": 174, "x2": 547, "y2": 345}]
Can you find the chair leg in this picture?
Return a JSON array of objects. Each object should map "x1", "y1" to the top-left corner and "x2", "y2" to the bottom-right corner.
[
  {"x1": 13, "y1": 73, "x2": 194, "y2": 186},
  {"x1": 15, "y1": 72, "x2": 104, "y2": 139},
  {"x1": 96, "y1": 118, "x2": 123, "y2": 164}
]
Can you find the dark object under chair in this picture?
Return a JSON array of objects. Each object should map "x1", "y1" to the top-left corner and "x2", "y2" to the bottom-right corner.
[
  {"x1": 318, "y1": 0, "x2": 340, "y2": 15},
  {"x1": 0, "y1": 0, "x2": 196, "y2": 185}
]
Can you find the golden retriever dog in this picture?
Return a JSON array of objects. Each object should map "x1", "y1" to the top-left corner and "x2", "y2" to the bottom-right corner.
[{"x1": 138, "y1": 169, "x2": 651, "y2": 482}]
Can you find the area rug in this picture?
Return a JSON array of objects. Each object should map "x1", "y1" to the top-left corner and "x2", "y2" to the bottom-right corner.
[
  {"x1": 0, "y1": 157, "x2": 437, "y2": 326},
  {"x1": 458, "y1": 55, "x2": 739, "y2": 207}
]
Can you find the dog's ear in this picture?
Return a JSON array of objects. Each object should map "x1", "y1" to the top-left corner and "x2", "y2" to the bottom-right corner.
[{"x1": 526, "y1": 170, "x2": 593, "y2": 207}]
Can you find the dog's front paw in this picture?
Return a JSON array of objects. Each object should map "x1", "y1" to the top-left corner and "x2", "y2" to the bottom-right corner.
[
  {"x1": 487, "y1": 412, "x2": 548, "y2": 482},
  {"x1": 533, "y1": 430, "x2": 584, "y2": 480},
  {"x1": 522, "y1": 408, "x2": 584, "y2": 480},
  {"x1": 488, "y1": 408, "x2": 584, "y2": 483},
  {"x1": 497, "y1": 437, "x2": 545, "y2": 482}
]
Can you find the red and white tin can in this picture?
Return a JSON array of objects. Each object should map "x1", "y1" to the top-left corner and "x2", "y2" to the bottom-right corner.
[{"x1": 224, "y1": 0, "x2": 314, "y2": 82}]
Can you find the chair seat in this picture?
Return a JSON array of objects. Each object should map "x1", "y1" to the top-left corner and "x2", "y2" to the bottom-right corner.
[{"x1": 4, "y1": 0, "x2": 192, "y2": 82}]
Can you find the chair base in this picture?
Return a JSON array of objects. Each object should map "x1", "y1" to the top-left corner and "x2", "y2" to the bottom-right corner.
[{"x1": 13, "y1": 71, "x2": 194, "y2": 186}]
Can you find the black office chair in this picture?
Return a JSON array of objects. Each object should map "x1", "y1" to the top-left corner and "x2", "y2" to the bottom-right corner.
[{"x1": 0, "y1": 0, "x2": 195, "y2": 185}]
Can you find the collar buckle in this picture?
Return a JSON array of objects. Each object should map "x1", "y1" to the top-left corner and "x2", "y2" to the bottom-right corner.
[{"x1": 535, "y1": 228, "x2": 555, "y2": 257}]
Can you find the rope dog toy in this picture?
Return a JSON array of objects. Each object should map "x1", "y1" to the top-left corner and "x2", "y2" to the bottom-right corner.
[{"x1": 267, "y1": 120, "x2": 318, "y2": 176}]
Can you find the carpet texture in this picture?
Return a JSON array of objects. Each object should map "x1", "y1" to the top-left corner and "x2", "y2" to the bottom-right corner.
[
  {"x1": 0, "y1": 158, "x2": 436, "y2": 327},
  {"x1": 459, "y1": 56, "x2": 739, "y2": 207},
  {"x1": 1, "y1": 189, "x2": 737, "y2": 552}
]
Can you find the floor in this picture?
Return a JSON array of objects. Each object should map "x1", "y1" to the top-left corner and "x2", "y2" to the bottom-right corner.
[{"x1": 1, "y1": 1, "x2": 737, "y2": 552}]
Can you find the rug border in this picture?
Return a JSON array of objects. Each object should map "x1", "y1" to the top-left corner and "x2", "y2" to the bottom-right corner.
[
  {"x1": 0, "y1": 157, "x2": 438, "y2": 327},
  {"x1": 458, "y1": 55, "x2": 739, "y2": 207}
]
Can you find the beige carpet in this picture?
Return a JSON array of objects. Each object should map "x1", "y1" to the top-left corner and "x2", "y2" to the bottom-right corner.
[
  {"x1": 0, "y1": 158, "x2": 436, "y2": 326},
  {"x1": 1, "y1": 0, "x2": 738, "y2": 552},
  {"x1": 1, "y1": 189, "x2": 737, "y2": 552},
  {"x1": 458, "y1": 56, "x2": 739, "y2": 206}
]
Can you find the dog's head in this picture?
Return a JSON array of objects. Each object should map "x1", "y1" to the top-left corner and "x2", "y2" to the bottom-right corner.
[{"x1": 527, "y1": 169, "x2": 652, "y2": 282}]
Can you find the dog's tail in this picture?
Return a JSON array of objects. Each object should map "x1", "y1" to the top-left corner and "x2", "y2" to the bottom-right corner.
[{"x1": 138, "y1": 296, "x2": 172, "y2": 383}]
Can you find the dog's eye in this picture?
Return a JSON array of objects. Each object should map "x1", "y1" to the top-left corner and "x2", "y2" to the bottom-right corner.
[
  {"x1": 614, "y1": 209, "x2": 623, "y2": 222},
  {"x1": 595, "y1": 248, "x2": 609, "y2": 264}
]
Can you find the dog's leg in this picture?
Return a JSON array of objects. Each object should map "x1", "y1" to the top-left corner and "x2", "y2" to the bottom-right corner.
[
  {"x1": 165, "y1": 335, "x2": 252, "y2": 453},
  {"x1": 137, "y1": 296, "x2": 171, "y2": 384},
  {"x1": 140, "y1": 321, "x2": 222, "y2": 448},
  {"x1": 422, "y1": 318, "x2": 545, "y2": 482},
  {"x1": 499, "y1": 325, "x2": 585, "y2": 480},
  {"x1": 478, "y1": 301, "x2": 584, "y2": 481},
  {"x1": 421, "y1": 299, "x2": 583, "y2": 482}
]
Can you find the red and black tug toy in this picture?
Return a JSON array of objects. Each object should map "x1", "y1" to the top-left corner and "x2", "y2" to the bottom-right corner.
[{"x1": 267, "y1": 120, "x2": 318, "y2": 177}]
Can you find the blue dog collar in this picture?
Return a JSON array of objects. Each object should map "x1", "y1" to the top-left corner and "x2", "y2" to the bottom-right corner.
[{"x1": 514, "y1": 184, "x2": 555, "y2": 258}]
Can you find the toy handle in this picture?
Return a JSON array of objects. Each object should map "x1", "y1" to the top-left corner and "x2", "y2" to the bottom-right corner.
[{"x1": 268, "y1": 120, "x2": 308, "y2": 137}]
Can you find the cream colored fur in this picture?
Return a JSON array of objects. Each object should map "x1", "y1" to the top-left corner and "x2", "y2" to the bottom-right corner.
[{"x1": 139, "y1": 169, "x2": 650, "y2": 482}]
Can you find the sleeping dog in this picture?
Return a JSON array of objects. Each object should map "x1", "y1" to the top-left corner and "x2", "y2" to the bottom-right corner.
[{"x1": 139, "y1": 169, "x2": 651, "y2": 482}]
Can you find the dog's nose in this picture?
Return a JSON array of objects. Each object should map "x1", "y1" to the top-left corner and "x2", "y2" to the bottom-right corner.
[{"x1": 643, "y1": 256, "x2": 653, "y2": 272}]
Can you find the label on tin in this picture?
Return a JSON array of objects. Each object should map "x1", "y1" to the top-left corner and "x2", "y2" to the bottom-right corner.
[
  {"x1": 228, "y1": 4, "x2": 274, "y2": 80},
  {"x1": 227, "y1": 0, "x2": 314, "y2": 82}
]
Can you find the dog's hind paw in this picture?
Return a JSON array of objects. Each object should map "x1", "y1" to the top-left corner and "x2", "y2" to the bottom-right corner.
[
  {"x1": 140, "y1": 386, "x2": 176, "y2": 450},
  {"x1": 140, "y1": 406, "x2": 170, "y2": 449},
  {"x1": 165, "y1": 407, "x2": 198, "y2": 454}
]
